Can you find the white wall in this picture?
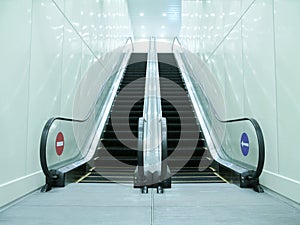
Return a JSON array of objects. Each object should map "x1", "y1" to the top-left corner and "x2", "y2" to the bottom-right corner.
[
  {"x1": 180, "y1": 0, "x2": 300, "y2": 203},
  {"x1": 0, "y1": 0, "x2": 132, "y2": 207}
]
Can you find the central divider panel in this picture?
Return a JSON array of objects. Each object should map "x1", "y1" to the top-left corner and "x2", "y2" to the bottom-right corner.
[{"x1": 134, "y1": 37, "x2": 171, "y2": 193}]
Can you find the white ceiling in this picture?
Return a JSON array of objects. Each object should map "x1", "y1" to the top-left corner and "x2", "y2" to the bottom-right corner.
[{"x1": 127, "y1": 0, "x2": 181, "y2": 39}]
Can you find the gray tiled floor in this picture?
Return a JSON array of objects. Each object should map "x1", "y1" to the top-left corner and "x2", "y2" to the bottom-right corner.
[
  {"x1": 1, "y1": 183, "x2": 300, "y2": 225},
  {"x1": 154, "y1": 184, "x2": 300, "y2": 225}
]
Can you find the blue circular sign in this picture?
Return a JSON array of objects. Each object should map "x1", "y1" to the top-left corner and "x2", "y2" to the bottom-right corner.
[{"x1": 240, "y1": 132, "x2": 249, "y2": 156}]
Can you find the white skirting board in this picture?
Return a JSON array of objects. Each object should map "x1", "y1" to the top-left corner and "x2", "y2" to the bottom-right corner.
[
  {"x1": 261, "y1": 170, "x2": 300, "y2": 204},
  {"x1": 0, "y1": 171, "x2": 44, "y2": 209}
]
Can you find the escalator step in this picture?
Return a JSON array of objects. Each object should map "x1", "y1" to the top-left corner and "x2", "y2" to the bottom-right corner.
[
  {"x1": 158, "y1": 53, "x2": 221, "y2": 184},
  {"x1": 78, "y1": 53, "x2": 147, "y2": 183}
]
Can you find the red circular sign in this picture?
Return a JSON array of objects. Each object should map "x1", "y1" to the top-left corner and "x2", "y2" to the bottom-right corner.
[{"x1": 55, "y1": 132, "x2": 64, "y2": 156}]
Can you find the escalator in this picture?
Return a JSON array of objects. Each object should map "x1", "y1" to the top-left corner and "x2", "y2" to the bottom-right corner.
[
  {"x1": 39, "y1": 38, "x2": 264, "y2": 192},
  {"x1": 158, "y1": 53, "x2": 226, "y2": 184},
  {"x1": 77, "y1": 53, "x2": 147, "y2": 183}
]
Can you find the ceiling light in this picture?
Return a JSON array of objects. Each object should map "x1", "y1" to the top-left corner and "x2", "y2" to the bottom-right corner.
[
  {"x1": 139, "y1": 12, "x2": 144, "y2": 17},
  {"x1": 141, "y1": 25, "x2": 145, "y2": 29},
  {"x1": 161, "y1": 25, "x2": 165, "y2": 29},
  {"x1": 162, "y1": 12, "x2": 167, "y2": 17}
]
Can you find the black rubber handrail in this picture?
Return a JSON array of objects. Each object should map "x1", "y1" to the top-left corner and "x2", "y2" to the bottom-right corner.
[
  {"x1": 40, "y1": 66, "x2": 120, "y2": 181},
  {"x1": 40, "y1": 37, "x2": 134, "y2": 183},
  {"x1": 172, "y1": 37, "x2": 265, "y2": 182},
  {"x1": 40, "y1": 117, "x2": 81, "y2": 179},
  {"x1": 216, "y1": 117, "x2": 265, "y2": 180},
  {"x1": 39, "y1": 76, "x2": 114, "y2": 181}
]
